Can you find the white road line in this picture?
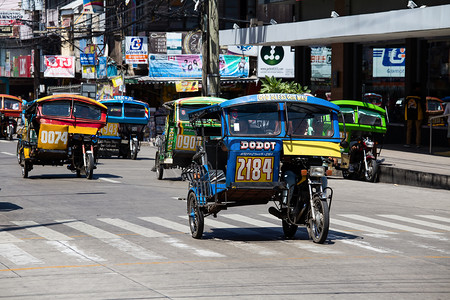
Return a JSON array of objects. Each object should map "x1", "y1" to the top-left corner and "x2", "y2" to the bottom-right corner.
[
  {"x1": 221, "y1": 214, "x2": 280, "y2": 231},
  {"x1": 57, "y1": 219, "x2": 165, "y2": 260},
  {"x1": 338, "y1": 214, "x2": 441, "y2": 235},
  {"x1": 46, "y1": 240, "x2": 106, "y2": 262},
  {"x1": 379, "y1": 215, "x2": 450, "y2": 231},
  {"x1": 1, "y1": 151, "x2": 14, "y2": 156},
  {"x1": 0, "y1": 243, "x2": 43, "y2": 265},
  {"x1": 417, "y1": 215, "x2": 450, "y2": 223},
  {"x1": 140, "y1": 216, "x2": 189, "y2": 233},
  {"x1": 337, "y1": 239, "x2": 401, "y2": 254},
  {"x1": 331, "y1": 218, "x2": 397, "y2": 235},
  {"x1": 0, "y1": 231, "x2": 24, "y2": 243},
  {"x1": 98, "y1": 218, "x2": 167, "y2": 238},
  {"x1": 163, "y1": 237, "x2": 225, "y2": 257},
  {"x1": 285, "y1": 241, "x2": 342, "y2": 254},
  {"x1": 201, "y1": 217, "x2": 266, "y2": 236},
  {"x1": 99, "y1": 178, "x2": 121, "y2": 183},
  {"x1": 228, "y1": 241, "x2": 280, "y2": 256},
  {"x1": 12, "y1": 221, "x2": 73, "y2": 241}
]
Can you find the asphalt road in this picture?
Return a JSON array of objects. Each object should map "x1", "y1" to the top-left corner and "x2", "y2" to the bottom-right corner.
[{"x1": 1, "y1": 139, "x2": 449, "y2": 299}]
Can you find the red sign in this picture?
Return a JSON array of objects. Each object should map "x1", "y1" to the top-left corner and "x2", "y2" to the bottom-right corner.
[
  {"x1": 18, "y1": 55, "x2": 31, "y2": 78},
  {"x1": 44, "y1": 56, "x2": 75, "y2": 78}
]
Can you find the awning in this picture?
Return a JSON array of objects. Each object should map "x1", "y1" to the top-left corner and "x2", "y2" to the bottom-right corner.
[{"x1": 136, "y1": 76, "x2": 258, "y2": 84}]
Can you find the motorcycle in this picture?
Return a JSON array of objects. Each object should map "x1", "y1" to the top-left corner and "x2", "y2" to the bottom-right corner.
[{"x1": 344, "y1": 136, "x2": 380, "y2": 182}]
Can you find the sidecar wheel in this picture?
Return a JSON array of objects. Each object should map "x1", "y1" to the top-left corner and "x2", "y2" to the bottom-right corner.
[
  {"x1": 155, "y1": 152, "x2": 164, "y2": 180},
  {"x1": 365, "y1": 158, "x2": 379, "y2": 182},
  {"x1": 307, "y1": 196, "x2": 329, "y2": 244},
  {"x1": 85, "y1": 152, "x2": 94, "y2": 179},
  {"x1": 187, "y1": 191, "x2": 204, "y2": 239},
  {"x1": 282, "y1": 219, "x2": 298, "y2": 239}
]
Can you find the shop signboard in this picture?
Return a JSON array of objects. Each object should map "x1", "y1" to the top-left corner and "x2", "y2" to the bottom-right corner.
[
  {"x1": 373, "y1": 48, "x2": 405, "y2": 78},
  {"x1": 227, "y1": 45, "x2": 258, "y2": 57},
  {"x1": 311, "y1": 46, "x2": 331, "y2": 78},
  {"x1": 257, "y1": 46, "x2": 295, "y2": 78},
  {"x1": 0, "y1": 11, "x2": 23, "y2": 25},
  {"x1": 166, "y1": 32, "x2": 182, "y2": 54},
  {"x1": 149, "y1": 31, "x2": 202, "y2": 54},
  {"x1": 18, "y1": 55, "x2": 31, "y2": 78},
  {"x1": 44, "y1": 55, "x2": 75, "y2": 78},
  {"x1": 125, "y1": 36, "x2": 148, "y2": 64},
  {"x1": 148, "y1": 54, "x2": 249, "y2": 78}
]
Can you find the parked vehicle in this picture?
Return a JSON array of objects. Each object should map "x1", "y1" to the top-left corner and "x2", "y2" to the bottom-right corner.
[
  {"x1": 426, "y1": 96, "x2": 445, "y2": 126},
  {"x1": 0, "y1": 94, "x2": 22, "y2": 140},
  {"x1": 16, "y1": 94, "x2": 107, "y2": 179},
  {"x1": 332, "y1": 100, "x2": 388, "y2": 182},
  {"x1": 183, "y1": 93, "x2": 342, "y2": 243},
  {"x1": 363, "y1": 93, "x2": 383, "y2": 106},
  {"x1": 98, "y1": 96, "x2": 150, "y2": 159},
  {"x1": 153, "y1": 96, "x2": 227, "y2": 180}
]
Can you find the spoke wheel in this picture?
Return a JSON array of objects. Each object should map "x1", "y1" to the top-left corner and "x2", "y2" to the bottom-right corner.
[
  {"x1": 282, "y1": 219, "x2": 298, "y2": 239},
  {"x1": 22, "y1": 160, "x2": 29, "y2": 178},
  {"x1": 307, "y1": 196, "x2": 329, "y2": 244},
  {"x1": 130, "y1": 140, "x2": 138, "y2": 160},
  {"x1": 84, "y1": 152, "x2": 94, "y2": 179},
  {"x1": 187, "y1": 191, "x2": 204, "y2": 239},
  {"x1": 16, "y1": 141, "x2": 22, "y2": 164},
  {"x1": 155, "y1": 152, "x2": 164, "y2": 180},
  {"x1": 364, "y1": 158, "x2": 379, "y2": 182}
]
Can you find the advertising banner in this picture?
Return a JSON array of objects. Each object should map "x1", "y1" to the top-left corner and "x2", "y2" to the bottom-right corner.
[
  {"x1": 148, "y1": 54, "x2": 249, "y2": 78},
  {"x1": 82, "y1": 65, "x2": 96, "y2": 79},
  {"x1": 148, "y1": 31, "x2": 202, "y2": 54},
  {"x1": 257, "y1": 46, "x2": 295, "y2": 78},
  {"x1": 311, "y1": 46, "x2": 331, "y2": 78},
  {"x1": 0, "y1": 11, "x2": 24, "y2": 25},
  {"x1": 227, "y1": 45, "x2": 258, "y2": 57},
  {"x1": 44, "y1": 56, "x2": 75, "y2": 78},
  {"x1": 125, "y1": 36, "x2": 148, "y2": 64},
  {"x1": 83, "y1": 0, "x2": 104, "y2": 14},
  {"x1": 18, "y1": 55, "x2": 31, "y2": 78},
  {"x1": 175, "y1": 81, "x2": 199, "y2": 92},
  {"x1": 373, "y1": 48, "x2": 405, "y2": 78},
  {"x1": 97, "y1": 56, "x2": 107, "y2": 78}
]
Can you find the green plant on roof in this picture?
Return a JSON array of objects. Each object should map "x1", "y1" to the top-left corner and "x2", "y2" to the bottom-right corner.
[{"x1": 260, "y1": 76, "x2": 311, "y2": 94}]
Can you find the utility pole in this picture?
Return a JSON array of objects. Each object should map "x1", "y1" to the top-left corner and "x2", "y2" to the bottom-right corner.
[
  {"x1": 201, "y1": 0, "x2": 220, "y2": 97},
  {"x1": 32, "y1": 9, "x2": 41, "y2": 99}
]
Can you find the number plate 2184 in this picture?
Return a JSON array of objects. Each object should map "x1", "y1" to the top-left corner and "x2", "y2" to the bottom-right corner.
[{"x1": 235, "y1": 156, "x2": 274, "y2": 182}]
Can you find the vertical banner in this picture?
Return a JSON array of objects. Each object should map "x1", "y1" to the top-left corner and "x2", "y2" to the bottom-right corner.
[
  {"x1": 97, "y1": 56, "x2": 107, "y2": 78},
  {"x1": 18, "y1": 55, "x2": 31, "y2": 78},
  {"x1": 257, "y1": 46, "x2": 295, "y2": 78},
  {"x1": 125, "y1": 36, "x2": 148, "y2": 64}
]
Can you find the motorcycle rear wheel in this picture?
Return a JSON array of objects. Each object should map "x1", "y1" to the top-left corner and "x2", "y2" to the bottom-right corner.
[
  {"x1": 365, "y1": 158, "x2": 379, "y2": 182},
  {"x1": 307, "y1": 196, "x2": 329, "y2": 244}
]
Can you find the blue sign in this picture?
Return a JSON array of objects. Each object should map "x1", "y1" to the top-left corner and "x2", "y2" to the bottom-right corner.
[
  {"x1": 80, "y1": 53, "x2": 96, "y2": 65},
  {"x1": 114, "y1": 96, "x2": 134, "y2": 101}
]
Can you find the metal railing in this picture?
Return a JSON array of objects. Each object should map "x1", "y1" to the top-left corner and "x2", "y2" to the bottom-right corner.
[{"x1": 429, "y1": 113, "x2": 450, "y2": 153}]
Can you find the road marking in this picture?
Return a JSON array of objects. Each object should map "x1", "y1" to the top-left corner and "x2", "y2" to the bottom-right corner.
[
  {"x1": 1, "y1": 151, "x2": 14, "y2": 156},
  {"x1": 12, "y1": 221, "x2": 73, "y2": 241},
  {"x1": 46, "y1": 241, "x2": 107, "y2": 262},
  {"x1": 99, "y1": 178, "x2": 121, "y2": 183},
  {"x1": 329, "y1": 235, "x2": 402, "y2": 254},
  {"x1": 331, "y1": 218, "x2": 397, "y2": 235},
  {"x1": 0, "y1": 243, "x2": 43, "y2": 265},
  {"x1": 285, "y1": 241, "x2": 342, "y2": 254},
  {"x1": 98, "y1": 218, "x2": 167, "y2": 238},
  {"x1": 229, "y1": 241, "x2": 280, "y2": 256},
  {"x1": 338, "y1": 214, "x2": 441, "y2": 235},
  {"x1": 379, "y1": 214, "x2": 450, "y2": 231},
  {"x1": 57, "y1": 219, "x2": 165, "y2": 260},
  {"x1": 163, "y1": 237, "x2": 225, "y2": 257},
  {"x1": 140, "y1": 216, "x2": 189, "y2": 233},
  {"x1": 417, "y1": 215, "x2": 450, "y2": 223},
  {"x1": 221, "y1": 214, "x2": 280, "y2": 232},
  {"x1": 201, "y1": 217, "x2": 266, "y2": 236},
  {"x1": 0, "y1": 231, "x2": 24, "y2": 243}
]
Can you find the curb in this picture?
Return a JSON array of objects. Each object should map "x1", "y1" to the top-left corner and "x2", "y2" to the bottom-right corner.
[{"x1": 378, "y1": 165, "x2": 450, "y2": 190}]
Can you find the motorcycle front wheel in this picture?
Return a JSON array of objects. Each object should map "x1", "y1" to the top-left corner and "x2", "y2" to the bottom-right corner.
[
  {"x1": 365, "y1": 158, "x2": 379, "y2": 182},
  {"x1": 155, "y1": 152, "x2": 164, "y2": 180},
  {"x1": 307, "y1": 196, "x2": 329, "y2": 244},
  {"x1": 84, "y1": 152, "x2": 94, "y2": 179}
]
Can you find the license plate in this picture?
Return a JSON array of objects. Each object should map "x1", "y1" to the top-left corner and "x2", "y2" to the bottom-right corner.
[{"x1": 235, "y1": 156, "x2": 274, "y2": 182}]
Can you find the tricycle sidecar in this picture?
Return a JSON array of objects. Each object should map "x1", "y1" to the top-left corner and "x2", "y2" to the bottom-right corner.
[
  {"x1": 332, "y1": 100, "x2": 388, "y2": 182},
  {"x1": 153, "y1": 96, "x2": 227, "y2": 180},
  {"x1": 98, "y1": 96, "x2": 150, "y2": 159},
  {"x1": 185, "y1": 93, "x2": 342, "y2": 243},
  {"x1": 0, "y1": 94, "x2": 22, "y2": 140},
  {"x1": 17, "y1": 94, "x2": 107, "y2": 179}
]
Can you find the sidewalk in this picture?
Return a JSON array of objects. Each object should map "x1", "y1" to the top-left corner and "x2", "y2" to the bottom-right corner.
[{"x1": 378, "y1": 144, "x2": 450, "y2": 190}]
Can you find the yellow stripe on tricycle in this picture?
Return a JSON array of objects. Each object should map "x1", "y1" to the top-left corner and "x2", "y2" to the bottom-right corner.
[
  {"x1": 68, "y1": 126, "x2": 99, "y2": 135},
  {"x1": 283, "y1": 140, "x2": 341, "y2": 157}
]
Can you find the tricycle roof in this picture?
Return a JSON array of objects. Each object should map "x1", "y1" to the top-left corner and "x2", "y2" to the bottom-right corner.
[
  {"x1": 99, "y1": 97, "x2": 149, "y2": 108},
  {"x1": 331, "y1": 100, "x2": 386, "y2": 115},
  {"x1": 163, "y1": 96, "x2": 226, "y2": 110},
  {"x1": 32, "y1": 94, "x2": 107, "y2": 110}
]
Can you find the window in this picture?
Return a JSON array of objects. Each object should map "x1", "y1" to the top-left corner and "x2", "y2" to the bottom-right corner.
[
  {"x1": 74, "y1": 103, "x2": 102, "y2": 120},
  {"x1": 229, "y1": 103, "x2": 280, "y2": 136},
  {"x1": 287, "y1": 103, "x2": 333, "y2": 137},
  {"x1": 4, "y1": 99, "x2": 20, "y2": 110},
  {"x1": 124, "y1": 103, "x2": 146, "y2": 118},
  {"x1": 358, "y1": 109, "x2": 382, "y2": 126},
  {"x1": 339, "y1": 107, "x2": 356, "y2": 124},
  {"x1": 106, "y1": 103, "x2": 122, "y2": 117},
  {"x1": 42, "y1": 101, "x2": 71, "y2": 117},
  {"x1": 178, "y1": 105, "x2": 206, "y2": 121}
]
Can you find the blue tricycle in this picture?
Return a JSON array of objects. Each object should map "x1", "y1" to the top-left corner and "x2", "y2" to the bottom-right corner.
[{"x1": 184, "y1": 93, "x2": 342, "y2": 243}]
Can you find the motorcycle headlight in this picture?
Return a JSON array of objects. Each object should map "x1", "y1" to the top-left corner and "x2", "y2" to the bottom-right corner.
[
  {"x1": 365, "y1": 141, "x2": 374, "y2": 147},
  {"x1": 310, "y1": 166, "x2": 325, "y2": 177}
]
